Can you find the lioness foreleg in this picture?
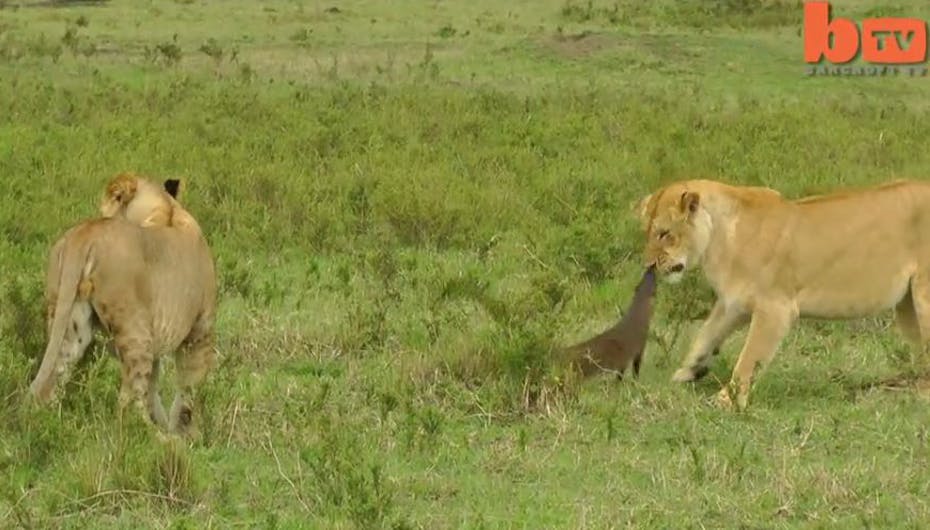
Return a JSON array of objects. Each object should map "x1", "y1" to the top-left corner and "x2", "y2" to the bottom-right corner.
[
  {"x1": 672, "y1": 299, "x2": 748, "y2": 383},
  {"x1": 170, "y1": 320, "x2": 215, "y2": 435},
  {"x1": 717, "y1": 304, "x2": 795, "y2": 410}
]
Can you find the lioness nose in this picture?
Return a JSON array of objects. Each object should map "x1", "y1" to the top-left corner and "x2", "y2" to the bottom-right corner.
[{"x1": 669, "y1": 264, "x2": 684, "y2": 273}]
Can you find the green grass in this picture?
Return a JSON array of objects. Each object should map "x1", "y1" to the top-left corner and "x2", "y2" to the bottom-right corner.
[{"x1": 3, "y1": 0, "x2": 930, "y2": 527}]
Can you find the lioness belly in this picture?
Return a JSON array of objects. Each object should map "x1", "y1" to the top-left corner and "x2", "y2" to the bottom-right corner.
[{"x1": 796, "y1": 265, "x2": 913, "y2": 318}]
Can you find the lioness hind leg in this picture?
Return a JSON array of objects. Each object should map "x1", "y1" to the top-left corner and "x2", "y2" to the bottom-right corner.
[
  {"x1": 113, "y1": 331, "x2": 167, "y2": 430},
  {"x1": 894, "y1": 288, "x2": 922, "y2": 347},
  {"x1": 170, "y1": 322, "x2": 215, "y2": 435},
  {"x1": 905, "y1": 273, "x2": 930, "y2": 359}
]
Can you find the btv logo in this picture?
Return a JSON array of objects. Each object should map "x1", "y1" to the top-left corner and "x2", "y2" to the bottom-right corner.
[{"x1": 804, "y1": 1, "x2": 927, "y2": 65}]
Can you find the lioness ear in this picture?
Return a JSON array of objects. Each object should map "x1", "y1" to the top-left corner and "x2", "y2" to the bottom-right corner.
[
  {"x1": 163, "y1": 179, "x2": 181, "y2": 199},
  {"x1": 679, "y1": 191, "x2": 699, "y2": 215}
]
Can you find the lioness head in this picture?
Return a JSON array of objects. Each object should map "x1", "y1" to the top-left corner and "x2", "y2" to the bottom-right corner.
[
  {"x1": 100, "y1": 172, "x2": 184, "y2": 227},
  {"x1": 634, "y1": 184, "x2": 713, "y2": 284}
]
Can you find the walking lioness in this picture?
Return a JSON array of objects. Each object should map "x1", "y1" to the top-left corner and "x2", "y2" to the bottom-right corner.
[
  {"x1": 636, "y1": 178, "x2": 930, "y2": 409},
  {"x1": 31, "y1": 175, "x2": 216, "y2": 436}
]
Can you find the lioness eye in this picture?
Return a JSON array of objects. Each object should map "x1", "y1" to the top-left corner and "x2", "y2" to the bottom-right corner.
[{"x1": 657, "y1": 230, "x2": 669, "y2": 240}]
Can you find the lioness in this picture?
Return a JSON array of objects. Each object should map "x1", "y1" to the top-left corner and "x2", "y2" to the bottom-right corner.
[
  {"x1": 636, "y1": 178, "x2": 930, "y2": 409},
  {"x1": 31, "y1": 176, "x2": 216, "y2": 435}
]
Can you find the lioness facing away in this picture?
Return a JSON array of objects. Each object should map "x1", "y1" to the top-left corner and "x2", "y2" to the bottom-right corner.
[
  {"x1": 30, "y1": 176, "x2": 217, "y2": 436},
  {"x1": 636, "y1": 178, "x2": 930, "y2": 409}
]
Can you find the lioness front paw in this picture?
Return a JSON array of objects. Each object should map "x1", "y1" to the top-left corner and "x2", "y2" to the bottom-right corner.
[
  {"x1": 714, "y1": 386, "x2": 734, "y2": 409},
  {"x1": 672, "y1": 367, "x2": 697, "y2": 382},
  {"x1": 154, "y1": 429, "x2": 175, "y2": 444},
  {"x1": 714, "y1": 383, "x2": 751, "y2": 411},
  {"x1": 736, "y1": 392, "x2": 749, "y2": 411}
]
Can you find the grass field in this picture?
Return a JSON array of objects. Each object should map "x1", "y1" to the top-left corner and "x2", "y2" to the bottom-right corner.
[{"x1": 4, "y1": 0, "x2": 930, "y2": 527}]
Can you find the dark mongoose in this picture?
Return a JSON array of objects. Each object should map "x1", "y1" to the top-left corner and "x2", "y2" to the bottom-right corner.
[{"x1": 565, "y1": 265, "x2": 657, "y2": 379}]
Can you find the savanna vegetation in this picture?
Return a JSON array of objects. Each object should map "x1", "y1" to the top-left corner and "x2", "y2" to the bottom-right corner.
[{"x1": 2, "y1": 0, "x2": 930, "y2": 527}]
